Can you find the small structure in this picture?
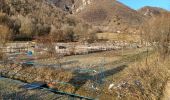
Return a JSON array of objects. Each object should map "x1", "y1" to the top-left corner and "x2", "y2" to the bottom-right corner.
[{"x1": 55, "y1": 45, "x2": 70, "y2": 55}]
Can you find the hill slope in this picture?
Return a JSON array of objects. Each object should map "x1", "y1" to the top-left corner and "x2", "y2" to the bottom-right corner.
[
  {"x1": 0, "y1": 0, "x2": 67, "y2": 28},
  {"x1": 138, "y1": 6, "x2": 169, "y2": 18},
  {"x1": 0, "y1": 0, "x2": 91, "y2": 41},
  {"x1": 49, "y1": 0, "x2": 145, "y2": 33}
]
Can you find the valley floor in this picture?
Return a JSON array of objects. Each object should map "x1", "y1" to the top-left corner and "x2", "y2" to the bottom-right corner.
[{"x1": 1, "y1": 46, "x2": 169, "y2": 100}]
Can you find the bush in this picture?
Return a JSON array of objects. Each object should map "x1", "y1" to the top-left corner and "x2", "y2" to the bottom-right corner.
[
  {"x1": 18, "y1": 15, "x2": 35, "y2": 37},
  {"x1": 0, "y1": 25, "x2": 11, "y2": 44},
  {"x1": 0, "y1": 51, "x2": 3, "y2": 60},
  {"x1": 11, "y1": 15, "x2": 51, "y2": 40},
  {"x1": 62, "y1": 25, "x2": 77, "y2": 42},
  {"x1": 0, "y1": 12, "x2": 20, "y2": 40},
  {"x1": 66, "y1": 15, "x2": 80, "y2": 26},
  {"x1": 0, "y1": 12, "x2": 7, "y2": 23},
  {"x1": 49, "y1": 25, "x2": 65, "y2": 42},
  {"x1": 35, "y1": 23, "x2": 51, "y2": 36},
  {"x1": 0, "y1": 12, "x2": 16, "y2": 28},
  {"x1": 86, "y1": 29, "x2": 98, "y2": 43}
]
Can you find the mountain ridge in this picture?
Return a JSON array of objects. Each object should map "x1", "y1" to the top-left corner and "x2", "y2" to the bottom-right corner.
[
  {"x1": 138, "y1": 6, "x2": 169, "y2": 17},
  {"x1": 49, "y1": 0, "x2": 146, "y2": 33}
]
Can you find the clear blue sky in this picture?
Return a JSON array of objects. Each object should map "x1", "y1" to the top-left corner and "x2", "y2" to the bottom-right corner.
[{"x1": 118, "y1": 0, "x2": 170, "y2": 10}]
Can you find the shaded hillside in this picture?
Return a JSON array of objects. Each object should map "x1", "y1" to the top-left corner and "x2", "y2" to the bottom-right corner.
[
  {"x1": 138, "y1": 6, "x2": 169, "y2": 18},
  {"x1": 0, "y1": 0, "x2": 66, "y2": 40},
  {"x1": 0, "y1": 0, "x2": 67, "y2": 28},
  {"x1": 0, "y1": 0, "x2": 92, "y2": 42}
]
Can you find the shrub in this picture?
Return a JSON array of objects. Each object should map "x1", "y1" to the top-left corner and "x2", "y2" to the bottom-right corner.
[
  {"x1": 62, "y1": 26, "x2": 77, "y2": 42},
  {"x1": 0, "y1": 12, "x2": 7, "y2": 23},
  {"x1": 18, "y1": 15, "x2": 35, "y2": 37},
  {"x1": 35, "y1": 23, "x2": 51, "y2": 36},
  {"x1": 0, "y1": 12, "x2": 21, "y2": 40},
  {"x1": 0, "y1": 51, "x2": 3, "y2": 60},
  {"x1": 86, "y1": 29, "x2": 98, "y2": 43},
  {"x1": 0, "y1": 25, "x2": 11, "y2": 44},
  {"x1": 66, "y1": 15, "x2": 80, "y2": 26},
  {"x1": 73, "y1": 23, "x2": 89, "y2": 40},
  {"x1": 49, "y1": 26, "x2": 65, "y2": 42}
]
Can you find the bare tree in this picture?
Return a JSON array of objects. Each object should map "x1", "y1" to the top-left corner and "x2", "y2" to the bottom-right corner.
[{"x1": 141, "y1": 13, "x2": 170, "y2": 59}]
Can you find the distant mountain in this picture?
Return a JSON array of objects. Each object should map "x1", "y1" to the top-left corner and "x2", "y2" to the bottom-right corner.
[
  {"x1": 138, "y1": 6, "x2": 169, "y2": 17},
  {"x1": 49, "y1": 0, "x2": 145, "y2": 33},
  {"x1": 2, "y1": 0, "x2": 169, "y2": 39}
]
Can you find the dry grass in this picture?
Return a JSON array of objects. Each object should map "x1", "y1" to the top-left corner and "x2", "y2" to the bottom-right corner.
[
  {"x1": 0, "y1": 25, "x2": 11, "y2": 44},
  {"x1": 128, "y1": 57, "x2": 169, "y2": 99},
  {"x1": 96, "y1": 33, "x2": 141, "y2": 42},
  {"x1": 104, "y1": 53, "x2": 170, "y2": 100}
]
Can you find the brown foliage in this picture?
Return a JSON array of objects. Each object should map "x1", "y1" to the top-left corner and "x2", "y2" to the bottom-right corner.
[
  {"x1": 0, "y1": 51, "x2": 3, "y2": 60},
  {"x1": 0, "y1": 0, "x2": 95, "y2": 42},
  {"x1": 141, "y1": 13, "x2": 170, "y2": 58},
  {"x1": 0, "y1": 25, "x2": 11, "y2": 44}
]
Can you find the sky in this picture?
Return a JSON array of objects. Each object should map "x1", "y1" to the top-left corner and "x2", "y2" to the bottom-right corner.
[{"x1": 118, "y1": 0, "x2": 170, "y2": 10}]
